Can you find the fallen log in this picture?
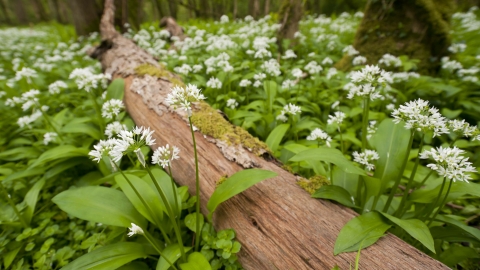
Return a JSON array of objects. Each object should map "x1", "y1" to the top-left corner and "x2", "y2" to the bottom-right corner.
[{"x1": 92, "y1": 1, "x2": 449, "y2": 269}]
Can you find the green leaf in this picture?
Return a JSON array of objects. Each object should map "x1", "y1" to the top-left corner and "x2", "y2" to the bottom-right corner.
[
  {"x1": 290, "y1": 147, "x2": 366, "y2": 176},
  {"x1": 3, "y1": 247, "x2": 22, "y2": 269},
  {"x1": 115, "y1": 174, "x2": 164, "y2": 224},
  {"x1": 144, "y1": 168, "x2": 182, "y2": 218},
  {"x1": 207, "y1": 169, "x2": 277, "y2": 221},
  {"x1": 334, "y1": 212, "x2": 391, "y2": 255},
  {"x1": 438, "y1": 245, "x2": 480, "y2": 267},
  {"x1": 371, "y1": 119, "x2": 411, "y2": 193},
  {"x1": 44, "y1": 158, "x2": 87, "y2": 179},
  {"x1": 332, "y1": 167, "x2": 358, "y2": 197},
  {"x1": 435, "y1": 215, "x2": 480, "y2": 242},
  {"x1": 179, "y1": 252, "x2": 212, "y2": 270},
  {"x1": 61, "y1": 123, "x2": 101, "y2": 140},
  {"x1": 52, "y1": 186, "x2": 146, "y2": 228},
  {"x1": 0, "y1": 147, "x2": 41, "y2": 161},
  {"x1": 156, "y1": 244, "x2": 192, "y2": 270},
  {"x1": 410, "y1": 181, "x2": 480, "y2": 203},
  {"x1": 379, "y1": 212, "x2": 435, "y2": 253},
  {"x1": 430, "y1": 225, "x2": 480, "y2": 244},
  {"x1": 265, "y1": 124, "x2": 290, "y2": 152},
  {"x1": 3, "y1": 167, "x2": 45, "y2": 183},
  {"x1": 63, "y1": 242, "x2": 147, "y2": 270},
  {"x1": 23, "y1": 178, "x2": 46, "y2": 224},
  {"x1": 106, "y1": 78, "x2": 125, "y2": 100},
  {"x1": 263, "y1": 80, "x2": 277, "y2": 114},
  {"x1": 185, "y1": 212, "x2": 204, "y2": 233},
  {"x1": 29, "y1": 145, "x2": 89, "y2": 168},
  {"x1": 312, "y1": 185, "x2": 356, "y2": 208}
]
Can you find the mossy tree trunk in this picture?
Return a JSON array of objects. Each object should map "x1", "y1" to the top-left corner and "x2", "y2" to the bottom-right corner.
[
  {"x1": 353, "y1": 0, "x2": 455, "y2": 74},
  {"x1": 68, "y1": 0, "x2": 102, "y2": 35}
]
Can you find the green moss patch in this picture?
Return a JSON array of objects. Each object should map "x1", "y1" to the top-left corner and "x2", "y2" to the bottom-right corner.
[
  {"x1": 297, "y1": 175, "x2": 330, "y2": 195},
  {"x1": 134, "y1": 63, "x2": 184, "y2": 87}
]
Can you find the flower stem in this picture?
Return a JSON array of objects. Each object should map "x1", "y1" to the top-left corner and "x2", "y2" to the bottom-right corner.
[
  {"x1": 143, "y1": 230, "x2": 179, "y2": 270},
  {"x1": 395, "y1": 133, "x2": 425, "y2": 217},
  {"x1": 338, "y1": 127, "x2": 344, "y2": 154},
  {"x1": 168, "y1": 163, "x2": 181, "y2": 225},
  {"x1": 188, "y1": 117, "x2": 201, "y2": 252},
  {"x1": 0, "y1": 181, "x2": 28, "y2": 228},
  {"x1": 90, "y1": 92, "x2": 105, "y2": 139},
  {"x1": 427, "y1": 178, "x2": 453, "y2": 226},
  {"x1": 361, "y1": 98, "x2": 370, "y2": 151},
  {"x1": 145, "y1": 166, "x2": 186, "y2": 261},
  {"x1": 383, "y1": 130, "x2": 415, "y2": 212}
]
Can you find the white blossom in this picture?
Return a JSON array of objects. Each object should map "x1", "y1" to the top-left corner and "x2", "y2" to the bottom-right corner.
[
  {"x1": 226, "y1": 98, "x2": 238, "y2": 109},
  {"x1": 206, "y1": 77, "x2": 222, "y2": 89},
  {"x1": 165, "y1": 84, "x2": 205, "y2": 117},
  {"x1": 102, "y1": 99, "x2": 125, "y2": 119},
  {"x1": 304, "y1": 61, "x2": 323, "y2": 75},
  {"x1": 43, "y1": 132, "x2": 58, "y2": 145},
  {"x1": 105, "y1": 121, "x2": 127, "y2": 138},
  {"x1": 353, "y1": 150, "x2": 379, "y2": 171},
  {"x1": 352, "y1": 56, "x2": 367, "y2": 66},
  {"x1": 152, "y1": 144, "x2": 180, "y2": 169},
  {"x1": 327, "y1": 111, "x2": 346, "y2": 126},
  {"x1": 239, "y1": 79, "x2": 252, "y2": 87},
  {"x1": 283, "y1": 49, "x2": 297, "y2": 59},
  {"x1": 48, "y1": 80, "x2": 68, "y2": 95},
  {"x1": 281, "y1": 103, "x2": 301, "y2": 116},
  {"x1": 306, "y1": 128, "x2": 332, "y2": 147},
  {"x1": 378, "y1": 54, "x2": 402, "y2": 68},
  {"x1": 420, "y1": 146, "x2": 477, "y2": 182},
  {"x1": 291, "y1": 68, "x2": 303, "y2": 78},
  {"x1": 128, "y1": 223, "x2": 144, "y2": 237}
]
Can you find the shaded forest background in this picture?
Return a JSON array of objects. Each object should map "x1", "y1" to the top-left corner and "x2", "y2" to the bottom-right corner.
[{"x1": 1, "y1": 0, "x2": 479, "y2": 35}]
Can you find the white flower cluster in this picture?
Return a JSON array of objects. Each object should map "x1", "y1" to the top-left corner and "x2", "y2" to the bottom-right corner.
[
  {"x1": 17, "y1": 110, "x2": 43, "y2": 128},
  {"x1": 352, "y1": 56, "x2": 367, "y2": 66},
  {"x1": 391, "y1": 72, "x2": 420, "y2": 83},
  {"x1": 342, "y1": 45, "x2": 359, "y2": 56},
  {"x1": 69, "y1": 68, "x2": 111, "y2": 92},
  {"x1": 420, "y1": 146, "x2": 477, "y2": 182},
  {"x1": 327, "y1": 111, "x2": 346, "y2": 126},
  {"x1": 291, "y1": 68, "x2": 303, "y2": 79},
  {"x1": 48, "y1": 80, "x2": 68, "y2": 95},
  {"x1": 277, "y1": 103, "x2": 301, "y2": 122},
  {"x1": 378, "y1": 54, "x2": 402, "y2": 68},
  {"x1": 174, "y1": 64, "x2": 193, "y2": 75},
  {"x1": 165, "y1": 84, "x2": 205, "y2": 117},
  {"x1": 152, "y1": 144, "x2": 180, "y2": 169},
  {"x1": 283, "y1": 49, "x2": 297, "y2": 59},
  {"x1": 226, "y1": 98, "x2": 238, "y2": 109},
  {"x1": 261, "y1": 59, "x2": 281, "y2": 77},
  {"x1": 447, "y1": 119, "x2": 477, "y2": 138},
  {"x1": 43, "y1": 132, "x2": 58, "y2": 145},
  {"x1": 239, "y1": 79, "x2": 252, "y2": 87},
  {"x1": 347, "y1": 65, "x2": 392, "y2": 100},
  {"x1": 441, "y1": 57, "x2": 463, "y2": 73},
  {"x1": 448, "y1": 43, "x2": 467, "y2": 54},
  {"x1": 128, "y1": 223, "x2": 144, "y2": 237},
  {"x1": 105, "y1": 121, "x2": 127, "y2": 138},
  {"x1": 204, "y1": 52, "x2": 233, "y2": 74},
  {"x1": 15, "y1": 67, "x2": 37, "y2": 84},
  {"x1": 89, "y1": 126, "x2": 156, "y2": 164},
  {"x1": 306, "y1": 128, "x2": 332, "y2": 147},
  {"x1": 206, "y1": 77, "x2": 222, "y2": 89},
  {"x1": 367, "y1": 120, "x2": 377, "y2": 139},
  {"x1": 102, "y1": 99, "x2": 125, "y2": 120},
  {"x1": 353, "y1": 150, "x2": 379, "y2": 171},
  {"x1": 304, "y1": 61, "x2": 323, "y2": 75},
  {"x1": 392, "y1": 99, "x2": 448, "y2": 137},
  {"x1": 282, "y1": 79, "x2": 296, "y2": 89}
]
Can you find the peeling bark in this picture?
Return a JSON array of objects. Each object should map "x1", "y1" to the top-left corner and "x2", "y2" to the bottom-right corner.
[{"x1": 92, "y1": 1, "x2": 450, "y2": 269}]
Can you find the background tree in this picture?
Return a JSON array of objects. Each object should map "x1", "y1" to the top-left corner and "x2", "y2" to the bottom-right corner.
[{"x1": 276, "y1": 0, "x2": 304, "y2": 54}]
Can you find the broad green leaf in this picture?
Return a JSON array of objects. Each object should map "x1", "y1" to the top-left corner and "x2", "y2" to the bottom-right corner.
[
  {"x1": 263, "y1": 80, "x2": 277, "y2": 114},
  {"x1": 3, "y1": 167, "x2": 44, "y2": 183},
  {"x1": 334, "y1": 212, "x2": 391, "y2": 255},
  {"x1": 106, "y1": 78, "x2": 125, "y2": 100},
  {"x1": 0, "y1": 147, "x2": 41, "y2": 161},
  {"x1": 29, "y1": 145, "x2": 89, "y2": 168},
  {"x1": 265, "y1": 124, "x2": 290, "y2": 152},
  {"x1": 61, "y1": 123, "x2": 101, "y2": 140},
  {"x1": 156, "y1": 244, "x2": 192, "y2": 270},
  {"x1": 115, "y1": 174, "x2": 164, "y2": 224},
  {"x1": 332, "y1": 167, "x2": 358, "y2": 197},
  {"x1": 379, "y1": 212, "x2": 435, "y2": 253},
  {"x1": 52, "y1": 186, "x2": 146, "y2": 228},
  {"x1": 410, "y1": 181, "x2": 480, "y2": 203},
  {"x1": 143, "y1": 168, "x2": 182, "y2": 218},
  {"x1": 362, "y1": 176, "x2": 381, "y2": 204},
  {"x1": 207, "y1": 169, "x2": 277, "y2": 221},
  {"x1": 430, "y1": 225, "x2": 480, "y2": 244},
  {"x1": 3, "y1": 247, "x2": 21, "y2": 269},
  {"x1": 118, "y1": 261, "x2": 150, "y2": 270},
  {"x1": 63, "y1": 242, "x2": 147, "y2": 270},
  {"x1": 312, "y1": 185, "x2": 356, "y2": 208},
  {"x1": 185, "y1": 212, "x2": 204, "y2": 233},
  {"x1": 179, "y1": 252, "x2": 212, "y2": 270},
  {"x1": 435, "y1": 215, "x2": 480, "y2": 242},
  {"x1": 290, "y1": 147, "x2": 366, "y2": 176},
  {"x1": 371, "y1": 119, "x2": 411, "y2": 193},
  {"x1": 44, "y1": 158, "x2": 87, "y2": 179},
  {"x1": 23, "y1": 178, "x2": 46, "y2": 224},
  {"x1": 438, "y1": 245, "x2": 480, "y2": 267}
]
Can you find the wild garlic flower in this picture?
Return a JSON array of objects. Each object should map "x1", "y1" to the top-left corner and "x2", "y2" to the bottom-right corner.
[
  {"x1": 261, "y1": 59, "x2": 281, "y2": 77},
  {"x1": 276, "y1": 114, "x2": 288, "y2": 122},
  {"x1": 322, "y1": 57, "x2": 333, "y2": 66},
  {"x1": 174, "y1": 64, "x2": 193, "y2": 75},
  {"x1": 441, "y1": 57, "x2": 463, "y2": 73},
  {"x1": 69, "y1": 68, "x2": 111, "y2": 92},
  {"x1": 392, "y1": 99, "x2": 448, "y2": 137},
  {"x1": 165, "y1": 84, "x2": 205, "y2": 117},
  {"x1": 281, "y1": 103, "x2": 302, "y2": 116},
  {"x1": 220, "y1": 15, "x2": 229, "y2": 23},
  {"x1": 105, "y1": 121, "x2": 127, "y2": 138},
  {"x1": 307, "y1": 128, "x2": 332, "y2": 147},
  {"x1": 378, "y1": 54, "x2": 402, "y2": 68},
  {"x1": 239, "y1": 79, "x2": 252, "y2": 87},
  {"x1": 448, "y1": 119, "x2": 477, "y2": 138},
  {"x1": 15, "y1": 67, "x2": 37, "y2": 83},
  {"x1": 43, "y1": 132, "x2": 58, "y2": 145},
  {"x1": 127, "y1": 223, "x2": 144, "y2": 237},
  {"x1": 0, "y1": 91, "x2": 6, "y2": 98},
  {"x1": 152, "y1": 144, "x2": 180, "y2": 169},
  {"x1": 253, "y1": 73, "x2": 266, "y2": 81},
  {"x1": 282, "y1": 80, "x2": 296, "y2": 89},
  {"x1": 304, "y1": 61, "x2": 323, "y2": 75},
  {"x1": 20, "y1": 89, "x2": 41, "y2": 111},
  {"x1": 192, "y1": 65, "x2": 203, "y2": 73},
  {"x1": 48, "y1": 80, "x2": 68, "y2": 95},
  {"x1": 352, "y1": 56, "x2": 367, "y2": 66},
  {"x1": 326, "y1": 68, "x2": 338, "y2": 79},
  {"x1": 367, "y1": 120, "x2": 377, "y2": 139},
  {"x1": 291, "y1": 68, "x2": 303, "y2": 79},
  {"x1": 17, "y1": 110, "x2": 42, "y2": 128},
  {"x1": 89, "y1": 139, "x2": 117, "y2": 163},
  {"x1": 206, "y1": 77, "x2": 222, "y2": 89},
  {"x1": 420, "y1": 146, "x2": 477, "y2": 182},
  {"x1": 342, "y1": 45, "x2": 359, "y2": 56},
  {"x1": 109, "y1": 126, "x2": 156, "y2": 163},
  {"x1": 353, "y1": 150, "x2": 379, "y2": 171},
  {"x1": 448, "y1": 43, "x2": 467, "y2": 54},
  {"x1": 327, "y1": 111, "x2": 346, "y2": 126},
  {"x1": 226, "y1": 99, "x2": 238, "y2": 109},
  {"x1": 102, "y1": 99, "x2": 125, "y2": 119},
  {"x1": 283, "y1": 49, "x2": 297, "y2": 59}
]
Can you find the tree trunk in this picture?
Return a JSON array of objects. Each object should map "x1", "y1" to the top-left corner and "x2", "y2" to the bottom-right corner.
[
  {"x1": 233, "y1": 0, "x2": 238, "y2": 19},
  {"x1": 264, "y1": 0, "x2": 270, "y2": 15},
  {"x1": 90, "y1": 1, "x2": 450, "y2": 269},
  {"x1": 351, "y1": 0, "x2": 455, "y2": 74},
  {"x1": 0, "y1": 0, "x2": 11, "y2": 24},
  {"x1": 68, "y1": 0, "x2": 101, "y2": 35},
  {"x1": 249, "y1": 0, "x2": 260, "y2": 18},
  {"x1": 167, "y1": 0, "x2": 177, "y2": 19},
  {"x1": 32, "y1": 0, "x2": 49, "y2": 22},
  {"x1": 12, "y1": 0, "x2": 28, "y2": 24},
  {"x1": 276, "y1": 0, "x2": 303, "y2": 54},
  {"x1": 154, "y1": 0, "x2": 165, "y2": 18}
]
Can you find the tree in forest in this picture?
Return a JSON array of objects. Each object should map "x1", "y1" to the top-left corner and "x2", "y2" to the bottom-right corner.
[
  {"x1": 348, "y1": 0, "x2": 455, "y2": 74},
  {"x1": 276, "y1": 0, "x2": 304, "y2": 54},
  {"x1": 69, "y1": 0, "x2": 102, "y2": 36}
]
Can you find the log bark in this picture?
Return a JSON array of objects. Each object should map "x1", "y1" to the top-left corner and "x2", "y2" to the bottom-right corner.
[{"x1": 93, "y1": 1, "x2": 449, "y2": 269}]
